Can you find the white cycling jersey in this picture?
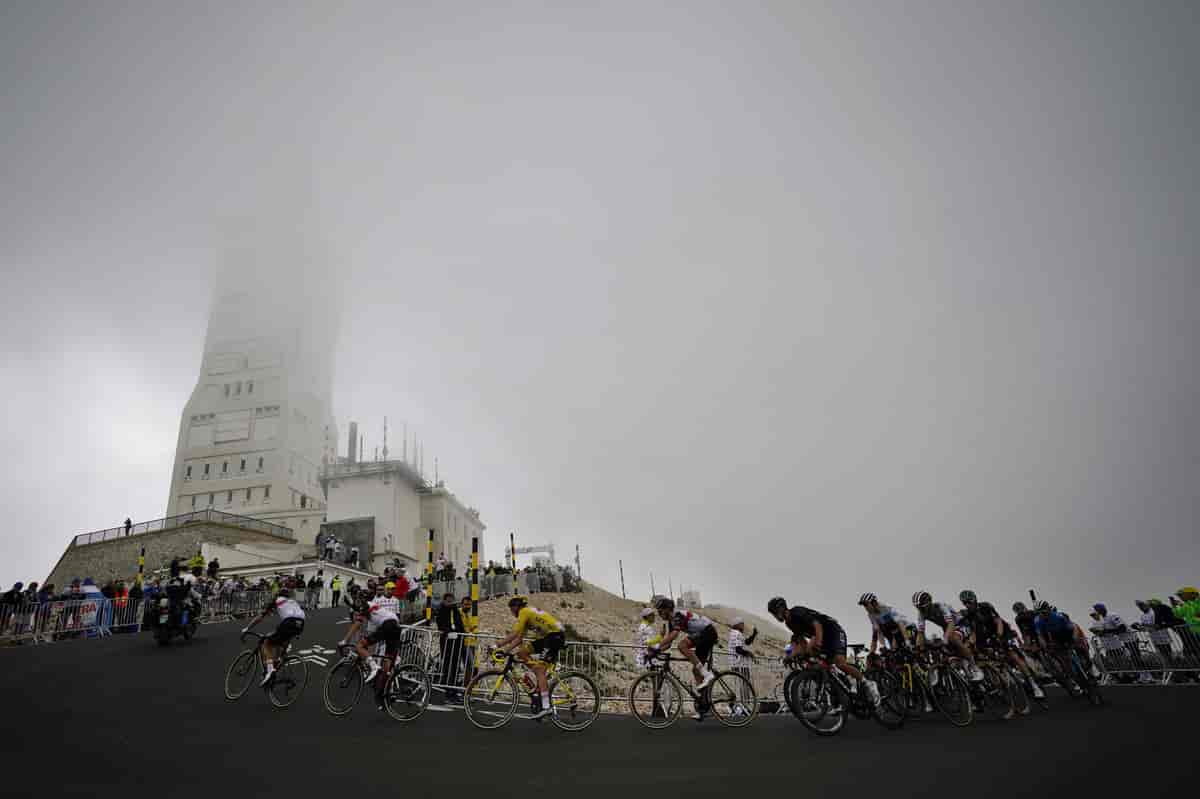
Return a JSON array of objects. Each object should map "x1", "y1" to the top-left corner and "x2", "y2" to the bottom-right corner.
[
  {"x1": 917, "y1": 602, "x2": 959, "y2": 636},
  {"x1": 868, "y1": 604, "x2": 910, "y2": 636},
  {"x1": 364, "y1": 594, "x2": 399, "y2": 632},
  {"x1": 274, "y1": 596, "x2": 305, "y2": 623}
]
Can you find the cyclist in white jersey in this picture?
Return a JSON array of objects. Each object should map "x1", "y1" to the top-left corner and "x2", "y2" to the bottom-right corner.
[
  {"x1": 858, "y1": 593, "x2": 912, "y2": 653},
  {"x1": 244, "y1": 584, "x2": 306, "y2": 685},
  {"x1": 340, "y1": 589, "x2": 403, "y2": 704},
  {"x1": 911, "y1": 590, "x2": 982, "y2": 681}
]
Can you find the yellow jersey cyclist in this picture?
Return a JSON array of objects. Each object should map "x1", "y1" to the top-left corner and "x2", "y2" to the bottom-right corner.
[{"x1": 494, "y1": 595, "x2": 565, "y2": 720}]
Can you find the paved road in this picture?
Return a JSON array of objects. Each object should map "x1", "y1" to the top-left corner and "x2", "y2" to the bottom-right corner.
[{"x1": 2, "y1": 608, "x2": 1193, "y2": 794}]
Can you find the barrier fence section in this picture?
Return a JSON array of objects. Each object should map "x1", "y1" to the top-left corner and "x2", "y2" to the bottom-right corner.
[
  {"x1": 1089, "y1": 629, "x2": 1200, "y2": 684},
  {"x1": 198, "y1": 590, "x2": 269, "y2": 624},
  {"x1": 0, "y1": 598, "x2": 145, "y2": 644},
  {"x1": 388, "y1": 625, "x2": 787, "y2": 714}
]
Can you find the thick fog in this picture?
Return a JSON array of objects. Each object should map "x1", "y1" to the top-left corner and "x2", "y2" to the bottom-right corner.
[{"x1": 2, "y1": 1, "x2": 1197, "y2": 639}]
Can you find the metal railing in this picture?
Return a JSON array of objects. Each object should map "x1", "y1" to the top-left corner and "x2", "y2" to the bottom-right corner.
[
  {"x1": 1090, "y1": 628, "x2": 1200, "y2": 684},
  {"x1": 0, "y1": 598, "x2": 145, "y2": 644},
  {"x1": 378, "y1": 624, "x2": 786, "y2": 714},
  {"x1": 72, "y1": 509, "x2": 294, "y2": 547}
]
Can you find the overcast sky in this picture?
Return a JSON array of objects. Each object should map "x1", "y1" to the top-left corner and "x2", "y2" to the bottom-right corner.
[{"x1": 2, "y1": 1, "x2": 1197, "y2": 640}]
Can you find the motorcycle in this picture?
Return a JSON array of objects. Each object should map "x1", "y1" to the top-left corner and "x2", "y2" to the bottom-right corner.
[{"x1": 154, "y1": 584, "x2": 199, "y2": 646}]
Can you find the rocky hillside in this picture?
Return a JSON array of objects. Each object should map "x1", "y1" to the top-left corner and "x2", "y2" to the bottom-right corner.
[{"x1": 472, "y1": 580, "x2": 790, "y2": 659}]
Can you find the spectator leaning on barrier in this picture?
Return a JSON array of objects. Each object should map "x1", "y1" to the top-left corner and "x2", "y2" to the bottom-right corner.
[
  {"x1": 1174, "y1": 587, "x2": 1200, "y2": 661},
  {"x1": 460, "y1": 595, "x2": 478, "y2": 681},
  {"x1": 330, "y1": 575, "x2": 343, "y2": 608}
]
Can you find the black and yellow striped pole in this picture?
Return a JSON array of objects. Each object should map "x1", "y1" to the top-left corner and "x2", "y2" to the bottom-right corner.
[
  {"x1": 424, "y1": 528, "x2": 434, "y2": 622},
  {"x1": 510, "y1": 531, "x2": 516, "y2": 571},
  {"x1": 471, "y1": 536, "x2": 479, "y2": 668},
  {"x1": 136, "y1": 547, "x2": 145, "y2": 587}
]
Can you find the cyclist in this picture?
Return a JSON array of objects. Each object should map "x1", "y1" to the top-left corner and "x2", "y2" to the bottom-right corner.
[
  {"x1": 1033, "y1": 600, "x2": 1097, "y2": 683},
  {"x1": 649, "y1": 596, "x2": 718, "y2": 696},
  {"x1": 493, "y1": 595, "x2": 564, "y2": 720},
  {"x1": 958, "y1": 590, "x2": 1045, "y2": 704},
  {"x1": 244, "y1": 582, "x2": 305, "y2": 685},
  {"x1": 858, "y1": 593, "x2": 912, "y2": 653},
  {"x1": 912, "y1": 591, "x2": 982, "y2": 682},
  {"x1": 338, "y1": 586, "x2": 402, "y2": 708},
  {"x1": 769, "y1": 597, "x2": 880, "y2": 706}
]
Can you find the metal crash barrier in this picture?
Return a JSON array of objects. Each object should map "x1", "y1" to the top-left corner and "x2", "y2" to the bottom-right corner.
[
  {"x1": 1, "y1": 598, "x2": 145, "y2": 644},
  {"x1": 1090, "y1": 629, "x2": 1200, "y2": 684},
  {"x1": 382, "y1": 624, "x2": 785, "y2": 714},
  {"x1": 198, "y1": 590, "x2": 269, "y2": 624}
]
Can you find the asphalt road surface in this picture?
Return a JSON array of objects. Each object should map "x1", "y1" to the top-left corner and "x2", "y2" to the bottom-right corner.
[{"x1": 2, "y1": 608, "x2": 1193, "y2": 795}]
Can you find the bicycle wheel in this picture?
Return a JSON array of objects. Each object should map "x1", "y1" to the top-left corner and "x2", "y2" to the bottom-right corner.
[
  {"x1": 709, "y1": 671, "x2": 758, "y2": 727},
  {"x1": 630, "y1": 671, "x2": 683, "y2": 729},
  {"x1": 977, "y1": 664, "x2": 1015, "y2": 720},
  {"x1": 789, "y1": 669, "x2": 845, "y2": 736},
  {"x1": 323, "y1": 658, "x2": 364, "y2": 716},
  {"x1": 224, "y1": 650, "x2": 258, "y2": 701},
  {"x1": 383, "y1": 664, "x2": 431, "y2": 721},
  {"x1": 268, "y1": 657, "x2": 310, "y2": 709},
  {"x1": 929, "y1": 665, "x2": 973, "y2": 727},
  {"x1": 868, "y1": 670, "x2": 906, "y2": 730},
  {"x1": 549, "y1": 670, "x2": 600, "y2": 731},
  {"x1": 463, "y1": 669, "x2": 518, "y2": 730}
]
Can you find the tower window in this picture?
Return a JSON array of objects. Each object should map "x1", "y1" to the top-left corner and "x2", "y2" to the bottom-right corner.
[
  {"x1": 240, "y1": 459, "x2": 246, "y2": 471},
  {"x1": 226, "y1": 490, "x2": 233, "y2": 503},
  {"x1": 264, "y1": 485, "x2": 270, "y2": 499},
  {"x1": 222, "y1": 461, "x2": 228, "y2": 473},
  {"x1": 235, "y1": 381, "x2": 242, "y2": 395},
  {"x1": 247, "y1": 381, "x2": 253, "y2": 394},
  {"x1": 245, "y1": 488, "x2": 252, "y2": 501},
  {"x1": 301, "y1": 495, "x2": 307, "y2": 509},
  {"x1": 224, "y1": 384, "x2": 230, "y2": 397},
  {"x1": 191, "y1": 495, "x2": 196, "y2": 509},
  {"x1": 208, "y1": 493, "x2": 214, "y2": 506},
  {"x1": 203, "y1": 464, "x2": 210, "y2": 476},
  {"x1": 185, "y1": 465, "x2": 192, "y2": 479}
]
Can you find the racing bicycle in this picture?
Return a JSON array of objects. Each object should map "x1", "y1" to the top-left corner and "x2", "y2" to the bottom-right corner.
[
  {"x1": 629, "y1": 651, "x2": 758, "y2": 729},
  {"x1": 463, "y1": 648, "x2": 601, "y2": 731},
  {"x1": 223, "y1": 631, "x2": 309, "y2": 709},
  {"x1": 323, "y1": 639, "x2": 431, "y2": 721}
]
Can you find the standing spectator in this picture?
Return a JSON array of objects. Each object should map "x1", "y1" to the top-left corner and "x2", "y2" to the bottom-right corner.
[
  {"x1": 348, "y1": 545, "x2": 359, "y2": 568},
  {"x1": 330, "y1": 575, "x2": 343, "y2": 609},
  {"x1": 1135, "y1": 600, "x2": 1175, "y2": 675},
  {"x1": 459, "y1": 595, "x2": 478, "y2": 682},
  {"x1": 124, "y1": 517, "x2": 132, "y2": 537},
  {"x1": 726, "y1": 618, "x2": 758, "y2": 716},
  {"x1": 1174, "y1": 587, "x2": 1200, "y2": 664},
  {"x1": 333, "y1": 538, "x2": 344, "y2": 564},
  {"x1": 304, "y1": 576, "x2": 317, "y2": 610},
  {"x1": 435, "y1": 592, "x2": 466, "y2": 703},
  {"x1": 314, "y1": 571, "x2": 325, "y2": 609},
  {"x1": 634, "y1": 607, "x2": 662, "y2": 669},
  {"x1": 315, "y1": 531, "x2": 326, "y2": 560},
  {"x1": 23, "y1": 582, "x2": 39, "y2": 604},
  {"x1": 436, "y1": 552, "x2": 447, "y2": 580},
  {"x1": 1, "y1": 582, "x2": 23, "y2": 635},
  {"x1": 207, "y1": 558, "x2": 220, "y2": 579}
]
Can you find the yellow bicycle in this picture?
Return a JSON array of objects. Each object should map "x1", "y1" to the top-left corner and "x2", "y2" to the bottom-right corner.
[{"x1": 463, "y1": 648, "x2": 600, "y2": 731}]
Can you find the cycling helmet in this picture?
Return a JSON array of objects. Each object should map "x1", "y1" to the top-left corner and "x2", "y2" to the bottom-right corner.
[
  {"x1": 654, "y1": 595, "x2": 675, "y2": 612},
  {"x1": 1012, "y1": 602, "x2": 1027, "y2": 614},
  {"x1": 278, "y1": 587, "x2": 291, "y2": 598},
  {"x1": 767, "y1": 597, "x2": 788, "y2": 616},
  {"x1": 1033, "y1": 600, "x2": 1051, "y2": 614},
  {"x1": 912, "y1": 591, "x2": 932, "y2": 608},
  {"x1": 1177, "y1": 586, "x2": 1199, "y2": 599},
  {"x1": 858, "y1": 592, "x2": 877, "y2": 606},
  {"x1": 959, "y1": 590, "x2": 977, "y2": 605},
  {"x1": 1092, "y1": 603, "x2": 1107, "y2": 615},
  {"x1": 508, "y1": 595, "x2": 528, "y2": 608}
]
